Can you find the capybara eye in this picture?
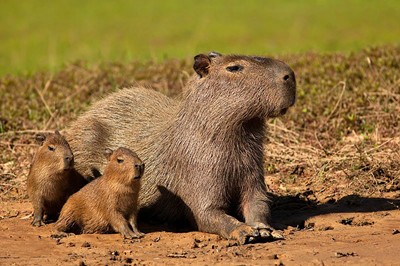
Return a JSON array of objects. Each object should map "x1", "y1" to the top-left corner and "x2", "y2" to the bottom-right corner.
[
  {"x1": 226, "y1": 65, "x2": 243, "y2": 72},
  {"x1": 253, "y1": 56, "x2": 264, "y2": 62},
  {"x1": 117, "y1": 158, "x2": 124, "y2": 164},
  {"x1": 48, "y1": 145, "x2": 55, "y2": 151}
]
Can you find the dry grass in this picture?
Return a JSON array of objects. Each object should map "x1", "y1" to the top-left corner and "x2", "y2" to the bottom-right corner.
[{"x1": 1, "y1": 46, "x2": 399, "y2": 202}]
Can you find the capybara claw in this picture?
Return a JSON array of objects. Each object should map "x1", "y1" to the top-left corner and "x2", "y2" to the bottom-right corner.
[
  {"x1": 259, "y1": 229, "x2": 271, "y2": 238},
  {"x1": 31, "y1": 219, "x2": 44, "y2": 227},
  {"x1": 122, "y1": 230, "x2": 143, "y2": 239},
  {"x1": 229, "y1": 224, "x2": 259, "y2": 245},
  {"x1": 248, "y1": 222, "x2": 284, "y2": 240},
  {"x1": 271, "y1": 230, "x2": 284, "y2": 240},
  {"x1": 136, "y1": 231, "x2": 145, "y2": 237}
]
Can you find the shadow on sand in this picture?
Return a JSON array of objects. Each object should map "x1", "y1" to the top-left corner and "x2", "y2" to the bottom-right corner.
[
  {"x1": 139, "y1": 192, "x2": 400, "y2": 234},
  {"x1": 270, "y1": 193, "x2": 400, "y2": 229}
]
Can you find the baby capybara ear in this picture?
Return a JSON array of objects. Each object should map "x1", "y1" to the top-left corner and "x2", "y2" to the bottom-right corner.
[
  {"x1": 193, "y1": 54, "x2": 212, "y2": 78},
  {"x1": 208, "y1": 51, "x2": 222, "y2": 58},
  {"x1": 54, "y1": 130, "x2": 61, "y2": 136},
  {"x1": 104, "y1": 148, "x2": 113, "y2": 161},
  {"x1": 35, "y1": 133, "x2": 47, "y2": 146}
]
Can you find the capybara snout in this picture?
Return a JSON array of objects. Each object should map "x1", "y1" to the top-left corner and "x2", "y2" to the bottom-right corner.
[
  {"x1": 271, "y1": 59, "x2": 296, "y2": 111},
  {"x1": 250, "y1": 56, "x2": 297, "y2": 116},
  {"x1": 64, "y1": 154, "x2": 74, "y2": 169},
  {"x1": 134, "y1": 163, "x2": 145, "y2": 179}
]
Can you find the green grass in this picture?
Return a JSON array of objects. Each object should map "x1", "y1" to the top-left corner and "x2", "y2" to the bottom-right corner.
[{"x1": 1, "y1": 0, "x2": 399, "y2": 75}]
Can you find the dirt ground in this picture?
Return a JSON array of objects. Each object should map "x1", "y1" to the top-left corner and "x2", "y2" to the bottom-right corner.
[{"x1": 1, "y1": 189, "x2": 399, "y2": 265}]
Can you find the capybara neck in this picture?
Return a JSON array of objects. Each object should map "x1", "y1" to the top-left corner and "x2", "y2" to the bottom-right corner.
[{"x1": 169, "y1": 86, "x2": 267, "y2": 145}]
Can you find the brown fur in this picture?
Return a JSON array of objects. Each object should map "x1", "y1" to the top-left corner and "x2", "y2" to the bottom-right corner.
[
  {"x1": 65, "y1": 52, "x2": 296, "y2": 244},
  {"x1": 27, "y1": 131, "x2": 87, "y2": 226},
  {"x1": 55, "y1": 147, "x2": 144, "y2": 239}
]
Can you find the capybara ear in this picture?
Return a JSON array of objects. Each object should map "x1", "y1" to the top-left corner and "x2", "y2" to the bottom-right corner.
[
  {"x1": 208, "y1": 51, "x2": 222, "y2": 58},
  {"x1": 54, "y1": 130, "x2": 61, "y2": 136},
  {"x1": 35, "y1": 133, "x2": 47, "y2": 145},
  {"x1": 104, "y1": 148, "x2": 113, "y2": 161},
  {"x1": 193, "y1": 54, "x2": 211, "y2": 78}
]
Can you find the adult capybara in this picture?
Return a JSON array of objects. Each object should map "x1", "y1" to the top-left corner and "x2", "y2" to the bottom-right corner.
[
  {"x1": 27, "y1": 130, "x2": 87, "y2": 226},
  {"x1": 56, "y1": 147, "x2": 144, "y2": 239},
  {"x1": 65, "y1": 52, "x2": 296, "y2": 244}
]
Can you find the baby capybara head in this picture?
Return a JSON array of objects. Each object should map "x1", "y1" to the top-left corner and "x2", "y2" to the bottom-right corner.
[
  {"x1": 103, "y1": 147, "x2": 145, "y2": 184},
  {"x1": 189, "y1": 52, "x2": 296, "y2": 120},
  {"x1": 34, "y1": 130, "x2": 74, "y2": 171}
]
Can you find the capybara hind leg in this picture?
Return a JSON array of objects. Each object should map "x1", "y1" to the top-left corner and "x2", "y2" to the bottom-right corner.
[
  {"x1": 198, "y1": 211, "x2": 258, "y2": 245},
  {"x1": 55, "y1": 218, "x2": 69, "y2": 232},
  {"x1": 31, "y1": 205, "x2": 44, "y2": 227}
]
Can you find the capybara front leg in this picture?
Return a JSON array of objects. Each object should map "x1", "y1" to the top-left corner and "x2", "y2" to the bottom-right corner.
[
  {"x1": 110, "y1": 213, "x2": 142, "y2": 239},
  {"x1": 197, "y1": 210, "x2": 259, "y2": 245},
  {"x1": 242, "y1": 189, "x2": 284, "y2": 240},
  {"x1": 128, "y1": 213, "x2": 144, "y2": 237},
  {"x1": 31, "y1": 205, "x2": 44, "y2": 227}
]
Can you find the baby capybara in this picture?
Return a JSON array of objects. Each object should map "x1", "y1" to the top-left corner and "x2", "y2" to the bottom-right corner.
[
  {"x1": 65, "y1": 52, "x2": 296, "y2": 244},
  {"x1": 27, "y1": 130, "x2": 87, "y2": 226},
  {"x1": 55, "y1": 147, "x2": 144, "y2": 239}
]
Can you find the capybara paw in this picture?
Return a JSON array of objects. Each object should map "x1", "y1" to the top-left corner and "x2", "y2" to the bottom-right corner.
[
  {"x1": 121, "y1": 230, "x2": 143, "y2": 239},
  {"x1": 31, "y1": 218, "x2": 45, "y2": 227},
  {"x1": 248, "y1": 222, "x2": 284, "y2": 240},
  {"x1": 135, "y1": 231, "x2": 145, "y2": 237},
  {"x1": 228, "y1": 224, "x2": 259, "y2": 245}
]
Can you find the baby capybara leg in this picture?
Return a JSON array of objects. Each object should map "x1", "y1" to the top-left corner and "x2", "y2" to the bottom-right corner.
[
  {"x1": 110, "y1": 213, "x2": 142, "y2": 239},
  {"x1": 128, "y1": 214, "x2": 144, "y2": 237},
  {"x1": 31, "y1": 202, "x2": 44, "y2": 227}
]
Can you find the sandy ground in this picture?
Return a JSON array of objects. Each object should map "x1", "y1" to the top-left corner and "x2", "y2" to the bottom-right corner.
[{"x1": 1, "y1": 195, "x2": 399, "y2": 266}]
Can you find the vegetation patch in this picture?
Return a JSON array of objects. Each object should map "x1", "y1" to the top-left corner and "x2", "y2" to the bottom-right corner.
[{"x1": 1, "y1": 45, "x2": 399, "y2": 202}]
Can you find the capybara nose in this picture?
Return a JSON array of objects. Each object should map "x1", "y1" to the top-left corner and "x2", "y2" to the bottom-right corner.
[
  {"x1": 281, "y1": 69, "x2": 296, "y2": 107},
  {"x1": 282, "y1": 70, "x2": 295, "y2": 84},
  {"x1": 64, "y1": 156, "x2": 73, "y2": 166},
  {"x1": 135, "y1": 163, "x2": 145, "y2": 177},
  {"x1": 140, "y1": 164, "x2": 145, "y2": 175}
]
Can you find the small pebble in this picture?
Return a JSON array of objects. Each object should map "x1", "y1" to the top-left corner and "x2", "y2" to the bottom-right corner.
[
  {"x1": 268, "y1": 254, "x2": 278, "y2": 260},
  {"x1": 81, "y1": 242, "x2": 91, "y2": 248}
]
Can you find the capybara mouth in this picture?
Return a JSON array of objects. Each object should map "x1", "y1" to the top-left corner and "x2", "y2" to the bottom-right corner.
[
  {"x1": 268, "y1": 107, "x2": 289, "y2": 118},
  {"x1": 133, "y1": 175, "x2": 141, "y2": 180},
  {"x1": 63, "y1": 163, "x2": 74, "y2": 171},
  {"x1": 279, "y1": 107, "x2": 289, "y2": 115}
]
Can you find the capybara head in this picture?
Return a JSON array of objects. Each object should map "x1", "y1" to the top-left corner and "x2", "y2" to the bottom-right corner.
[
  {"x1": 189, "y1": 52, "x2": 296, "y2": 119},
  {"x1": 103, "y1": 147, "x2": 145, "y2": 184},
  {"x1": 34, "y1": 130, "x2": 74, "y2": 171}
]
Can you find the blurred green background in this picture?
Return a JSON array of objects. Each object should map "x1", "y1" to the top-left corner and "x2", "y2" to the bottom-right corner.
[{"x1": 1, "y1": 0, "x2": 399, "y2": 76}]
